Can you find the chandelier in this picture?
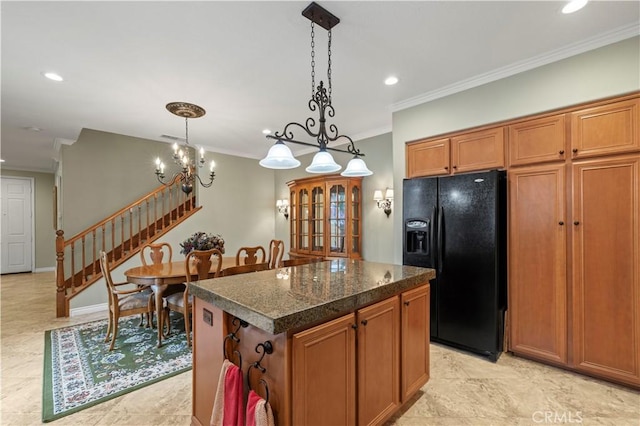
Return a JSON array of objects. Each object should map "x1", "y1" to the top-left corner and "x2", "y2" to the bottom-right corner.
[
  {"x1": 259, "y1": 2, "x2": 372, "y2": 177},
  {"x1": 154, "y1": 102, "x2": 216, "y2": 194}
]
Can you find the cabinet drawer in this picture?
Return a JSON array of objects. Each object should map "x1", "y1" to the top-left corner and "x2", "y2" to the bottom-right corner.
[
  {"x1": 571, "y1": 98, "x2": 639, "y2": 158},
  {"x1": 509, "y1": 114, "x2": 566, "y2": 166},
  {"x1": 451, "y1": 127, "x2": 505, "y2": 173}
]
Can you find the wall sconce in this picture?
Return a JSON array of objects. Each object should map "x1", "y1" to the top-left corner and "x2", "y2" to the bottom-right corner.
[
  {"x1": 373, "y1": 188, "x2": 393, "y2": 217},
  {"x1": 276, "y1": 199, "x2": 289, "y2": 220}
]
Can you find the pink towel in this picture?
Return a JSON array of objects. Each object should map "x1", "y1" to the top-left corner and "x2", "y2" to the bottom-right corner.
[
  {"x1": 246, "y1": 389, "x2": 275, "y2": 426},
  {"x1": 210, "y1": 359, "x2": 245, "y2": 426}
]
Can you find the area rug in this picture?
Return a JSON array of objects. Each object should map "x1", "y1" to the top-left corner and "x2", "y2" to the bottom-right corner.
[{"x1": 42, "y1": 313, "x2": 191, "y2": 422}]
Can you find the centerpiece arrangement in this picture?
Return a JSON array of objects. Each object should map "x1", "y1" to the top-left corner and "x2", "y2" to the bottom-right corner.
[{"x1": 179, "y1": 232, "x2": 225, "y2": 255}]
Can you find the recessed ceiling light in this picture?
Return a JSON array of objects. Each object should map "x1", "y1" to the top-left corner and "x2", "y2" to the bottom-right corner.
[
  {"x1": 0, "y1": 159, "x2": 5, "y2": 163},
  {"x1": 262, "y1": 129, "x2": 271, "y2": 135},
  {"x1": 562, "y1": 0, "x2": 588, "y2": 14},
  {"x1": 384, "y1": 76, "x2": 399, "y2": 86},
  {"x1": 42, "y1": 72, "x2": 64, "y2": 82},
  {"x1": 24, "y1": 126, "x2": 42, "y2": 132}
]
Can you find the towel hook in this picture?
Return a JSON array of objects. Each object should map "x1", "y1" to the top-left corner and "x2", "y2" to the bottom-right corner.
[
  {"x1": 247, "y1": 340, "x2": 273, "y2": 403},
  {"x1": 222, "y1": 317, "x2": 248, "y2": 364}
]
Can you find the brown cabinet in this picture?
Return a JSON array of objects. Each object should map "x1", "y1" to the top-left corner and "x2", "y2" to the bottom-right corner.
[
  {"x1": 400, "y1": 284, "x2": 430, "y2": 401},
  {"x1": 406, "y1": 127, "x2": 505, "y2": 178},
  {"x1": 508, "y1": 114, "x2": 567, "y2": 166},
  {"x1": 357, "y1": 297, "x2": 400, "y2": 426},
  {"x1": 292, "y1": 285, "x2": 430, "y2": 425},
  {"x1": 451, "y1": 127, "x2": 505, "y2": 173},
  {"x1": 508, "y1": 164, "x2": 567, "y2": 365},
  {"x1": 406, "y1": 138, "x2": 450, "y2": 178},
  {"x1": 571, "y1": 98, "x2": 639, "y2": 159},
  {"x1": 571, "y1": 154, "x2": 640, "y2": 387},
  {"x1": 292, "y1": 313, "x2": 357, "y2": 426},
  {"x1": 288, "y1": 175, "x2": 362, "y2": 259}
]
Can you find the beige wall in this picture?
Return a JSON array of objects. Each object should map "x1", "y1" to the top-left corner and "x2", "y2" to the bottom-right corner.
[
  {"x1": 391, "y1": 36, "x2": 640, "y2": 264},
  {"x1": 68, "y1": 137, "x2": 276, "y2": 312},
  {"x1": 273, "y1": 132, "x2": 395, "y2": 263},
  {"x1": 0, "y1": 169, "x2": 56, "y2": 270}
]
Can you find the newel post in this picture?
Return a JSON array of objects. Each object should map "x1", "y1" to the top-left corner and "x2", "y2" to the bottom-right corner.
[{"x1": 55, "y1": 230, "x2": 67, "y2": 317}]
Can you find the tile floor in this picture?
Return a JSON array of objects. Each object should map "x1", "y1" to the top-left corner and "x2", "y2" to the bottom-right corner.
[{"x1": 1, "y1": 272, "x2": 638, "y2": 425}]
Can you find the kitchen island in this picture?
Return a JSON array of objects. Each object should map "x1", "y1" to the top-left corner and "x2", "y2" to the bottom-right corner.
[{"x1": 189, "y1": 259, "x2": 435, "y2": 426}]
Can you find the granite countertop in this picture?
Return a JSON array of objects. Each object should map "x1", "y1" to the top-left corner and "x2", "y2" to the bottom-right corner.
[{"x1": 189, "y1": 259, "x2": 434, "y2": 334}]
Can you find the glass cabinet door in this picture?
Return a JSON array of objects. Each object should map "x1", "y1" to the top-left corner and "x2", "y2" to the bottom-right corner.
[
  {"x1": 298, "y1": 188, "x2": 309, "y2": 252},
  {"x1": 289, "y1": 189, "x2": 297, "y2": 250},
  {"x1": 328, "y1": 183, "x2": 347, "y2": 255},
  {"x1": 351, "y1": 185, "x2": 361, "y2": 255},
  {"x1": 311, "y1": 185, "x2": 324, "y2": 253}
]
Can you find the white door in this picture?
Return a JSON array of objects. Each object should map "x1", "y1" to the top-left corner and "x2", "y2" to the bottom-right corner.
[{"x1": 1, "y1": 177, "x2": 33, "y2": 273}]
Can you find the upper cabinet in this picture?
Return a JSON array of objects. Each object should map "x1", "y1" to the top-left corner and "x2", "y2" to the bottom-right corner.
[
  {"x1": 406, "y1": 138, "x2": 450, "y2": 178},
  {"x1": 287, "y1": 175, "x2": 362, "y2": 260},
  {"x1": 450, "y1": 127, "x2": 505, "y2": 173},
  {"x1": 508, "y1": 114, "x2": 567, "y2": 166},
  {"x1": 571, "y1": 98, "x2": 639, "y2": 159},
  {"x1": 406, "y1": 127, "x2": 505, "y2": 178}
]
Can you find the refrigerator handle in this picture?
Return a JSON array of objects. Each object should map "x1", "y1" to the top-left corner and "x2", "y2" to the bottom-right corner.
[
  {"x1": 430, "y1": 206, "x2": 436, "y2": 266},
  {"x1": 437, "y1": 206, "x2": 444, "y2": 274}
]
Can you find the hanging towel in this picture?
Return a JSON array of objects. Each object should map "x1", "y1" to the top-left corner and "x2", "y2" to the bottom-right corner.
[
  {"x1": 246, "y1": 389, "x2": 275, "y2": 426},
  {"x1": 210, "y1": 359, "x2": 245, "y2": 426}
]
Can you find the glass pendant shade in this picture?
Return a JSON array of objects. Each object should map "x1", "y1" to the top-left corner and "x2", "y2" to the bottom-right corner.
[
  {"x1": 341, "y1": 156, "x2": 373, "y2": 177},
  {"x1": 306, "y1": 150, "x2": 341, "y2": 173},
  {"x1": 259, "y1": 141, "x2": 301, "y2": 169}
]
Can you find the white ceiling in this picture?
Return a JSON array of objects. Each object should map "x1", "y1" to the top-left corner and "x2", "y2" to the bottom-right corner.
[{"x1": 2, "y1": 1, "x2": 639, "y2": 173}]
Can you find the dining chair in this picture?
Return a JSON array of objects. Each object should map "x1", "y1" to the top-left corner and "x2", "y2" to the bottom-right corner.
[
  {"x1": 100, "y1": 250, "x2": 155, "y2": 351},
  {"x1": 282, "y1": 257, "x2": 324, "y2": 267},
  {"x1": 164, "y1": 248, "x2": 224, "y2": 347},
  {"x1": 267, "y1": 239, "x2": 285, "y2": 269},
  {"x1": 140, "y1": 242, "x2": 173, "y2": 266},
  {"x1": 235, "y1": 245, "x2": 267, "y2": 266},
  {"x1": 220, "y1": 262, "x2": 270, "y2": 277}
]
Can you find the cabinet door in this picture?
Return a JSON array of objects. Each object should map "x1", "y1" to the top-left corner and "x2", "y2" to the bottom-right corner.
[
  {"x1": 508, "y1": 114, "x2": 567, "y2": 166},
  {"x1": 451, "y1": 127, "x2": 505, "y2": 173},
  {"x1": 327, "y1": 181, "x2": 348, "y2": 257},
  {"x1": 571, "y1": 98, "x2": 639, "y2": 159},
  {"x1": 292, "y1": 313, "x2": 356, "y2": 426},
  {"x1": 357, "y1": 297, "x2": 400, "y2": 426},
  {"x1": 508, "y1": 165, "x2": 567, "y2": 365},
  {"x1": 572, "y1": 154, "x2": 640, "y2": 386},
  {"x1": 406, "y1": 138, "x2": 450, "y2": 178},
  {"x1": 401, "y1": 284, "x2": 430, "y2": 401}
]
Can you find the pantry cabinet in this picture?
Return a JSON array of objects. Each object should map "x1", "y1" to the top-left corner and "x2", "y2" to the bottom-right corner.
[
  {"x1": 571, "y1": 154, "x2": 640, "y2": 387},
  {"x1": 508, "y1": 164, "x2": 567, "y2": 365}
]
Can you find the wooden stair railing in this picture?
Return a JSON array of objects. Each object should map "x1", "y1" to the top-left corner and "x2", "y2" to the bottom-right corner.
[{"x1": 55, "y1": 176, "x2": 201, "y2": 317}]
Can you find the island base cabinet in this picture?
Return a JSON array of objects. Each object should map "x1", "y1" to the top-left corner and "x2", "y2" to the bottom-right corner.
[
  {"x1": 357, "y1": 297, "x2": 400, "y2": 426},
  {"x1": 401, "y1": 285, "x2": 431, "y2": 401},
  {"x1": 292, "y1": 313, "x2": 357, "y2": 426}
]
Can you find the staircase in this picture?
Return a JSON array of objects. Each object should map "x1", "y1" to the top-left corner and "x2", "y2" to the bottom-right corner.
[{"x1": 55, "y1": 176, "x2": 200, "y2": 317}]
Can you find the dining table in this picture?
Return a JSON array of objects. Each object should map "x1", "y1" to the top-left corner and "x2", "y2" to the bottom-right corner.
[{"x1": 124, "y1": 257, "x2": 237, "y2": 347}]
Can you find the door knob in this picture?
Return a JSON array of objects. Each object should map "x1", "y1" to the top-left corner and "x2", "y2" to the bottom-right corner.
[
  {"x1": 559, "y1": 221, "x2": 564, "y2": 226},
  {"x1": 574, "y1": 221, "x2": 580, "y2": 225},
  {"x1": 559, "y1": 150, "x2": 565, "y2": 155},
  {"x1": 404, "y1": 301, "x2": 410, "y2": 306},
  {"x1": 361, "y1": 319, "x2": 368, "y2": 326},
  {"x1": 572, "y1": 148, "x2": 578, "y2": 153}
]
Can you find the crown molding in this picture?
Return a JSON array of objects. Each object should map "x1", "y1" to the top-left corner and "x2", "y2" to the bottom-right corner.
[{"x1": 392, "y1": 23, "x2": 640, "y2": 113}]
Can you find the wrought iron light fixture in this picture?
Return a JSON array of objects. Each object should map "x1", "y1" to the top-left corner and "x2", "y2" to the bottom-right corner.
[
  {"x1": 259, "y1": 2, "x2": 372, "y2": 177},
  {"x1": 155, "y1": 102, "x2": 216, "y2": 194},
  {"x1": 374, "y1": 188, "x2": 393, "y2": 217},
  {"x1": 276, "y1": 199, "x2": 290, "y2": 220}
]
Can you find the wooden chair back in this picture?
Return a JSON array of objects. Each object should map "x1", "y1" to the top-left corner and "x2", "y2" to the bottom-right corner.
[
  {"x1": 220, "y1": 262, "x2": 270, "y2": 277},
  {"x1": 140, "y1": 242, "x2": 173, "y2": 266},
  {"x1": 235, "y1": 246, "x2": 266, "y2": 266},
  {"x1": 185, "y1": 249, "x2": 224, "y2": 283},
  {"x1": 267, "y1": 239, "x2": 285, "y2": 269},
  {"x1": 282, "y1": 257, "x2": 324, "y2": 267}
]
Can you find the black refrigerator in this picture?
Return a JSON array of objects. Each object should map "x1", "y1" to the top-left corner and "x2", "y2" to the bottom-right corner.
[{"x1": 403, "y1": 169, "x2": 507, "y2": 361}]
